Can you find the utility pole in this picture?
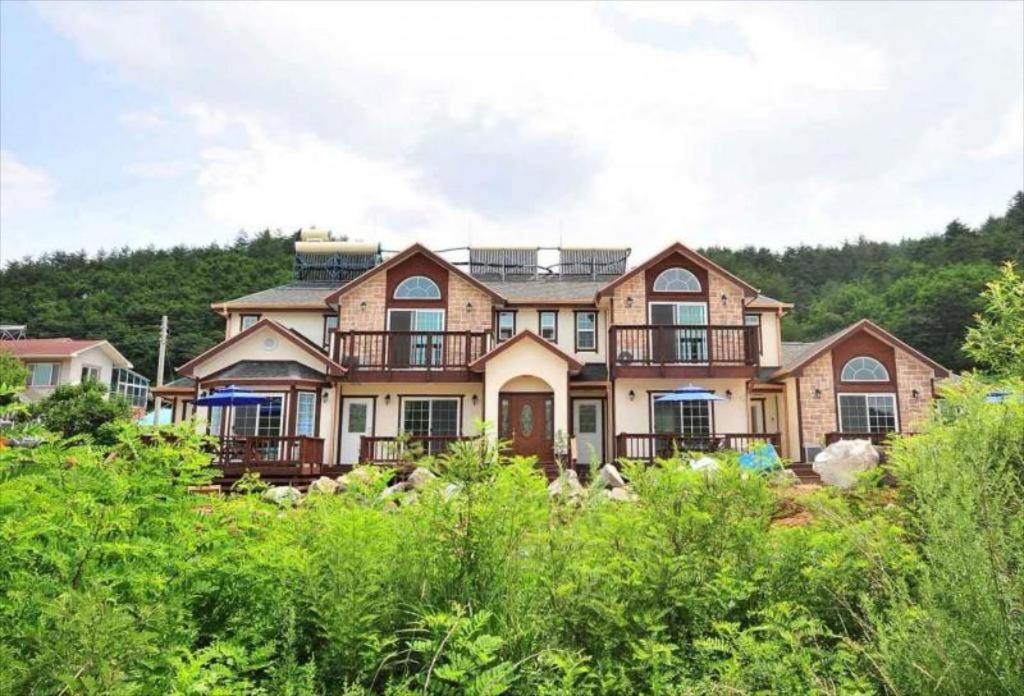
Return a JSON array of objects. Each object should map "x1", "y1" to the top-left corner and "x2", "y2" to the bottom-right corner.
[{"x1": 153, "y1": 315, "x2": 168, "y2": 423}]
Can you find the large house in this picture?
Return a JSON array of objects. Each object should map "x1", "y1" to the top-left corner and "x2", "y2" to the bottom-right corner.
[
  {"x1": 0, "y1": 335, "x2": 150, "y2": 409},
  {"x1": 155, "y1": 231, "x2": 948, "y2": 471}
]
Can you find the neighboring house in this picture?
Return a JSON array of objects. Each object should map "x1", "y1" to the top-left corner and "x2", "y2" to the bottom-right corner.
[
  {"x1": 158, "y1": 231, "x2": 948, "y2": 469},
  {"x1": 0, "y1": 337, "x2": 150, "y2": 408}
]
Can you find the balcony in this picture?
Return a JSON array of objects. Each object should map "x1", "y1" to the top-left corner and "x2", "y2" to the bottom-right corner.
[
  {"x1": 359, "y1": 435, "x2": 470, "y2": 464},
  {"x1": 211, "y1": 435, "x2": 326, "y2": 475},
  {"x1": 334, "y1": 331, "x2": 491, "y2": 381},
  {"x1": 609, "y1": 324, "x2": 759, "y2": 377},
  {"x1": 616, "y1": 432, "x2": 782, "y2": 463}
]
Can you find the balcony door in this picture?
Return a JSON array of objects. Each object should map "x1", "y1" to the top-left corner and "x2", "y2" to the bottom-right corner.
[
  {"x1": 649, "y1": 302, "x2": 708, "y2": 363},
  {"x1": 388, "y1": 309, "x2": 444, "y2": 367}
]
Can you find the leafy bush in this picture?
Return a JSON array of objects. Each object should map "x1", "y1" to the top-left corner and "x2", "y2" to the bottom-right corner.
[
  {"x1": 30, "y1": 380, "x2": 133, "y2": 442},
  {"x1": 1, "y1": 384, "x2": 1021, "y2": 693}
]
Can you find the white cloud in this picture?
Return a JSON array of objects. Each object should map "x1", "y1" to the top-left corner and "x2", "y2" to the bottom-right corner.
[
  {"x1": 0, "y1": 151, "x2": 55, "y2": 217},
  {"x1": 969, "y1": 100, "x2": 1024, "y2": 160}
]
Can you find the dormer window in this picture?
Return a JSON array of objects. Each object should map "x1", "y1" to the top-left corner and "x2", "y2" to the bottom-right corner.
[
  {"x1": 841, "y1": 356, "x2": 889, "y2": 382},
  {"x1": 653, "y1": 268, "x2": 701, "y2": 293},
  {"x1": 394, "y1": 276, "x2": 441, "y2": 300}
]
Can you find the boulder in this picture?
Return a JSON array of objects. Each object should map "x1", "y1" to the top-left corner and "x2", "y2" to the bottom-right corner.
[
  {"x1": 407, "y1": 467, "x2": 437, "y2": 490},
  {"x1": 442, "y1": 482, "x2": 464, "y2": 500},
  {"x1": 308, "y1": 476, "x2": 339, "y2": 495},
  {"x1": 262, "y1": 486, "x2": 302, "y2": 506},
  {"x1": 336, "y1": 466, "x2": 377, "y2": 491},
  {"x1": 596, "y1": 464, "x2": 626, "y2": 489},
  {"x1": 812, "y1": 439, "x2": 879, "y2": 489},
  {"x1": 381, "y1": 481, "x2": 413, "y2": 498},
  {"x1": 605, "y1": 486, "x2": 637, "y2": 502},
  {"x1": 548, "y1": 469, "x2": 583, "y2": 498},
  {"x1": 689, "y1": 456, "x2": 719, "y2": 472},
  {"x1": 768, "y1": 468, "x2": 799, "y2": 486}
]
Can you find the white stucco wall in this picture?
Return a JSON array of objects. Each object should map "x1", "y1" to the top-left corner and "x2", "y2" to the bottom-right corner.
[
  {"x1": 225, "y1": 310, "x2": 332, "y2": 347},
  {"x1": 338, "y1": 382, "x2": 484, "y2": 439},
  {"x1": 612, "y1": 378, "x2": 751, "y2": 435},
  {"x1": 752, "y1": 311, "x2": 782, "y2": 367},
  {"x1": 192, "y1": 325, "x2": 329, "y2": 379},
  {"x1": 68, "y1": 345, "x2": 117, "y2": 386},
  {"x1": 506, "y1": 308, "x2": 606, "y2": 365}
]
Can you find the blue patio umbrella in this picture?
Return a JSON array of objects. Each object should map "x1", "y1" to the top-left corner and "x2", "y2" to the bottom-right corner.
[
  {"x1": 654, "y1": 384, "x2": 726, "y2": 402},
  {"x1": 194, "y1": 385, "x2": 268, "y2": 438}
]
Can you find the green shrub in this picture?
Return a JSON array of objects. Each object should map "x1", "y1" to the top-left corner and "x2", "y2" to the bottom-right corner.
[{"x1": 30, "y1": 380, "x2": 133, "y2": 442}]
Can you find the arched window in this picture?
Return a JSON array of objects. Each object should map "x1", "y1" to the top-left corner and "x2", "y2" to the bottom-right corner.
[
  {"x1": 841, "y1": 356, "x2": 889, "y2": 382},
  {"x1": 653, "y1": 267, "x2": 701, "y2": 293},
  {"x1": 394, "y1": 276, "x2": 441, "y2": 300}
]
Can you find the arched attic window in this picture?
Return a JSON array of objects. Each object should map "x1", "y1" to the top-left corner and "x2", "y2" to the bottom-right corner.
[
  {"x1": 841, "y1": 356, "x2": 889, "y2": 382},
  {"x1": 653, "y1": 267, "x2": 701, "y2": 292},
  {"x1": 394, "y1": 275, "x2": 441, "y2": 300}
]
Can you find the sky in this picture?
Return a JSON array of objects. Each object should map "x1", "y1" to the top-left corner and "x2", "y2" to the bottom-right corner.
[{"x1": 1, "y1": 1, "x2": 1022, "y2": 265}]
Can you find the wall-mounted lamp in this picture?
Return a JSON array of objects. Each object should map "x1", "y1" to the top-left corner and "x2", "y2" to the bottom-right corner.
[
  {"x1": 360, "y1": 300, "x2": 368, "y2": 311},
  {"x1": 466, "y1": 301, "x2": 474, "y2": 313},
  {"x1": 720, "y1": 293, "x2": 728, "y2": 306},
  {"x1": 383, "y1": 394, "x2": 391, "y2": 405},
  {"x1": 628, "y1": 389, "x2": 635, "y2": 401},
  {"x1": 725, "y1": 389, "x2": 733, "y2": 400},
  {"x1": 471, "y1": 394, "x2": 479, "y2": 405},
  {"x1": 625, "y1": 296, "x2": 634, "y2": 308},
  {"x1": 322, "y1": 391, "x2": 329, "y2": 403},
  {"x1": 912, "y1": 389, "x2": 920, "y2": 400},
  {"x1": 814, "y1": 388, "x2": 822, "y2": 399}
]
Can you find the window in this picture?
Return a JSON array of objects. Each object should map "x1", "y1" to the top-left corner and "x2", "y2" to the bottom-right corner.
[
  {"x1": 394, "y1": 275, "x2": 441, "y2": 300},
  {"x1": 538, "y1": 311, "x2": 557, "y2": 341},
  {"x1": 322, "y1": 315, "x2": 338, "y2": 349},
  {"x1": 496, "y1": 311, "x2": 516, "y2": 342},
  {"x1": 347, "y1": 403, "x2": 368, "y2": 432},
  {"x1": 577, "y1": 403, "x2": 598, "y2": 433},
  {"x1": 653, "y1": 399, "x2": 711, "y2": 436},
  {"x1": 80, "y1": 365, "x2": 101, "y2": 383},
  {"x1": 229, "y1": 395, "x2": 283, "y2": 437},
  {"x1": 744, "y1": 313, "x2": 762, "y2": 355},
  {"x1": 402, "y1": 397, "x2": 459, "y2": 454},
  {"x1": 838, "y1": 394, "x2": 897, "y2": 433},
  {"x1": 26, "y1": 362, "x2": 59, "y2": 387},
  {"x1": 575, "y1": 311, "x2": 597, "y2": 351},
  {"x1": 653, "y1": 267, "x2": 701, "y2": 293},
  {"x1": 295, "y1": 392, "x2": 317, "y2": 437},
  {"x1": 841, "y1": 356, "x2": 890, "y2": 382},
  {"x1": 240, "y1": 314, "x2": 260, "y2": 332},
  {"x1": 111, "y1": 368, "x2": 150, "y2": 408},
  {"x1": 388, "y1": 309, "x2": 445, "y2": 366}
]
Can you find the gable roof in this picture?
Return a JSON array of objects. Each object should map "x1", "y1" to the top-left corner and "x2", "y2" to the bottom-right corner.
[
  {"x1": 0, "y1": 338, "x2": 132, "y2": 367},
  {"x1": 177, "y1": 318, "x2": 346, "y2": 378},
  {"x1": 204, "y1": 360, "x2": 327, "y2": 383},
  {"x1": 596, "y1": 241, "x2": 759, "y2": 299},
  {"x1": 772, "y1": 319, "x2": 949, "y2": 379},
  {"x1": 468, "y1": 330, "x2": 583, "y2": 374},
  {"x1": 746, "y1": 293, "x2": 794, "y2": 310},
  {"x1": 212, "y1": 282, "x2": 338, "y2": 311},
  {"x1": 325, "y1": 243, "x2": 506, "y2": 305}
]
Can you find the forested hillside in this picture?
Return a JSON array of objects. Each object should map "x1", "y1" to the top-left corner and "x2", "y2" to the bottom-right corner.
[{"x1": 1, "y1": 192, "x2": 1021, "y2": 380}]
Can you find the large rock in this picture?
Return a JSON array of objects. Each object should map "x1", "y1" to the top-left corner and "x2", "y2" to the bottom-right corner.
[
  {"x1": 308, "y1": 476, "x2": 339, "y2": 495},
  {"x1": 407, "y1": 467, "x2": 437, "y2": 490},
  {"x1": 263, "y1": 486, "x2": 303, "y2": 506},
  {"x1": 336, "y1": 466, "x2": 377, "y2": 491},
  {"x1": 812, "y1": 439, "x2": 879, "y2": 489},
  {"x1": 605, "y1": 486, "x2": 637, "y2": 502},
  {"x1": 596, "y1": 464, "x2": 626, "y2": 489},
  {"x1": 689, "y1": 456, "x2": 719, "y2": 472},
  {"x1": 548, "y1": 469, "x2": 583, "y2": 498},
  {"x1": 381, "y1": 480, "x2": 413, "y2": 498}
]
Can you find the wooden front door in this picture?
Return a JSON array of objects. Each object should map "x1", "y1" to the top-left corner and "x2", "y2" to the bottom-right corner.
[{"x1": 499, "y1": 393, "x2": 554, "y2": 462}]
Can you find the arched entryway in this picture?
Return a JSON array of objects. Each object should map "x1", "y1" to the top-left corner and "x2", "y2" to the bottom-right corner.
[{"x1": 498, "y1": 376, "x2": 555, "y2": 462}]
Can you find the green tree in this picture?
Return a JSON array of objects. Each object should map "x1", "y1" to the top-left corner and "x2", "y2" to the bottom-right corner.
[
  {"x1": 0, "y1": 350, "x2": 29, "y2": 418},
  {"x1": 31, "y1": 381, "x2": 133, "y2": 442},
  {"x1": 963, "y1": 261, "x2": 1024, "y2": 378}
]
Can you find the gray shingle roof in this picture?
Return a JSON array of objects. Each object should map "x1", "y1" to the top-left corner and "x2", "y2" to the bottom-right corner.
[
  {"x1": 572, "y1": 362, "x2": 609, "y2": 382},
  {"x1": 208, "y1": 360, "x2": 327, "y2": 381},
  {"x1": 220, "y1": 282, "x2": 340, "y2": 306},
  {"x1": 481, "y1": 278, "x2": 609, "y2": 302},
  {"x1": 778, "y1": 336, "x2": 841, "y2": 375},
  {"x1": 749, "y1": 293, "x2": 792, "y2": 307}
]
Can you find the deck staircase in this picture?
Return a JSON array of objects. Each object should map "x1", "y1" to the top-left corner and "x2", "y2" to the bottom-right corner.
[{"x1": 785, "y1": 463, "x2": 820, "y2": 484}]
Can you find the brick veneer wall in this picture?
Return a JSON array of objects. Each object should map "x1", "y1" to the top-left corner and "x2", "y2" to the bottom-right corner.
[
  {"x1": 799, "y1": 352, "x2": 836, "y2": 448},
  {"x1": 338, "y1": 274, "x2": 387, "y2": 331},
  {"x1": 895, "y1": 348, "x2": 935, "y2": 432},
  {"x1": 612, "y1": 274, "x2": 646, "y2": 325},
  {"x1": 447, "y1": 275, "x2": 494, "y2": 332},
  {"x1": 708, "y1": 270, "x2": 745, "y2": 325}
]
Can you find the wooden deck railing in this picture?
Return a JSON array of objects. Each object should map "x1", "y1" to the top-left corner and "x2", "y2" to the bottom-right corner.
[
  {"x1": 609, "y1": 325, "x2": 759, "y2": 368},
  {"x1": 334, "y1": 331, "x2": 490, "y2": 373},
  {"x1": 616, "y1": 432, "x2": 782, "y2": 462},
  {"x1": 213, "y1": 436, "x2": 325, "y2": 468},
  {"x1": 359, "y1": 435, "x2": 469, "y2": 464}
]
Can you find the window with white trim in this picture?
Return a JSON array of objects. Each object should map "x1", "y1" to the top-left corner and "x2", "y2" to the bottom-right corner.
[
  {"x1": 402, "y1": 397, "x2": 459, "y2": 437},
  {"x1": 295, "y1": 392, "x2": 317, "y2": 437},
  {"x1": 240, "y1": 314, "x2": 260, "y2": 332},
  {"x1": 653, "y1": 399, "x2": 711, "y2": 436},
  {"x1": 838, "y1": 393, "x2": 897, "y2": 433},
  {"x1": 322, "y1": 315, "x2": 338, "y2": 349},
  {"x1": 394, "y1": 276, "x2": 441, "y2": 300},
  {"x1": 80, "y1": 365, "x2": 101, "y2": 383},
  {"x1": 841, "y1": 356, "x2": 889, "y2": 382},
  {"x1": 653, "y1": 267, "x2": 701, "y2": 292},
  {"x1": 575, "y1": 311, "x2": 596, "y2": 351},
  {"x1": 229, "y1": 395, "x2": 284, "y2": 437},
  {"x1": 496, "y1": 311, "x2": 516, "y2": 342},
  {"x1": 26, "y1": 362, "x2": 59, "y2": 387},
  {"x1": 538, "y1": 311, "x2": 557, "y2": 341}
]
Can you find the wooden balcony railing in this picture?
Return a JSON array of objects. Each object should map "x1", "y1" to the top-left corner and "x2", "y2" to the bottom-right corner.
[
  {"x1": 609, "y1": 325, "x2": 759, "y2": 369},
  {"x1": 359, "y1": 435, "x2": 469, "y2": 464},
  {"x1": 213, "y1": 435, "x2": 325, "y2": 468},
  {"x1": 334, "y1": 331, "x2": 490, "y2": 373},
  {"x1": 824, "y1": 431, "x2": 907, "y2": 447},
  {"x1": 616, "y1": 432, "x2": 781, "y2": 463}
]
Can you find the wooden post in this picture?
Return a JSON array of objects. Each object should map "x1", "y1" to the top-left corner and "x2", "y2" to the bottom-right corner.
[{"x1": 153, "y1": 315, "x2": 168, "y2": 421}]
